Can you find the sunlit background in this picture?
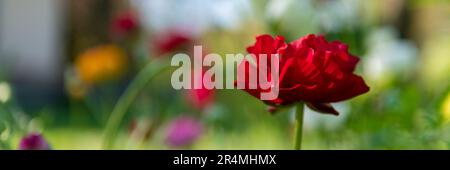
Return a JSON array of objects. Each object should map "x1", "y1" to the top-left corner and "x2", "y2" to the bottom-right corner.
[{"x1": 0, "y1": 0, "x2": 450, "y2": 149}]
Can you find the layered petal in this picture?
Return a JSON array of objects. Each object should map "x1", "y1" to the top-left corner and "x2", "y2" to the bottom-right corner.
[{"x1": 237, "y1": 34, "x2": 370, "y2": 115}]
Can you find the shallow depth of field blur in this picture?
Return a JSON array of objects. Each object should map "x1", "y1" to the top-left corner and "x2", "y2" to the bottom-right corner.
[{"x1": 1, "y1": 0, "x2": 450, "y2": 150}]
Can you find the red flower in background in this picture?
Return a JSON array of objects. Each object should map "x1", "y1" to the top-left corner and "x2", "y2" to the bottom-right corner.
[
  {"x1": 184, "y1": 69, "x2": 215, "y2": 111},
  {"x1": 185, "y1": 85, "x2": 215, "y2": 111},
  {"x1": 237, "y1": 34, "x2": 369, "y2": 115},
  {"x1": 152, "y1": 31, "x2": 193, "y2": 56},
  {"x1": 110, "y1": 11, "x2": 139, "y2": 40}
]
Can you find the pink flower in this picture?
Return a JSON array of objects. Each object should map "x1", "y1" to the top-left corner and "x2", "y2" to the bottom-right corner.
[
  {"x1": 18, "y1": 133, "x2": 51, "y2": 150},
  {"x1": 165, "y1": 116, "x2": 203, "y2": 147}
]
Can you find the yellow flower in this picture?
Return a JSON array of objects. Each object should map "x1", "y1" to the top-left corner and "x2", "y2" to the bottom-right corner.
[
  {"x1": 75, "y1": 44, "x2": 127, "y2": 84},
  {"x1": 441, "y1": 92, "x2": 450, "y2": 123}
]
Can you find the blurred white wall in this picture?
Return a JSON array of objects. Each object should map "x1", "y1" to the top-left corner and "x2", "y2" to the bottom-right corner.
[
  {"x1": 132, "y1": 0, "x2": 251, "y2": 35},
  {"x1": 0, "y1": 0, "x2": 64, "y2": 84}
]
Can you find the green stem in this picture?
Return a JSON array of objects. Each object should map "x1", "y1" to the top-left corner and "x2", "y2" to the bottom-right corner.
[
  {"x1": 0, "y1": 102, "x2": 13, "y2": 150},
  {"x1": 294, "y1": 102, "x2": 304, "y2": 150},
  {"x1": 102, "y1": 60, "x2": 169, "y2": 149}
]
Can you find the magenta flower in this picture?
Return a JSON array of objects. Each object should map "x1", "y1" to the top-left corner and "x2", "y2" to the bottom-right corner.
[
  {"x1": 18, "y1": 133, "x2": 51, "y2": 150},
  {"x1": 165, "y1": 116, "x2": 203, "y2": 147}
]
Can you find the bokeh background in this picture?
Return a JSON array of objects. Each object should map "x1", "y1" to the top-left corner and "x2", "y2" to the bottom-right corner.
[{"x1": 0, "y1": 0, "x2": 450, "y2": 150}]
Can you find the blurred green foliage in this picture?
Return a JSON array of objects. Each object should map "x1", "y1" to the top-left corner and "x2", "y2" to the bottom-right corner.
[{"x1": 1, "y1": 0, "x2": 450, "y2": 150}]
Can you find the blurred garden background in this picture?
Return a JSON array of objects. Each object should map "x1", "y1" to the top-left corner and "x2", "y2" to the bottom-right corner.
[{"x1": 0, "y1": 0, "x2": 450, "y2": 150}]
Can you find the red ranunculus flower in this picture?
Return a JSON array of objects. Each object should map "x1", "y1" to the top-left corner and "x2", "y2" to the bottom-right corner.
[{"x1": 237, "y1": 34, "x2": 369, "y2": 115}]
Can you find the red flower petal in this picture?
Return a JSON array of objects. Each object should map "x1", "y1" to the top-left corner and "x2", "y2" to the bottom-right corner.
[{"x1": 306, "y1": 102, "x2": 339, "y2": 115}]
